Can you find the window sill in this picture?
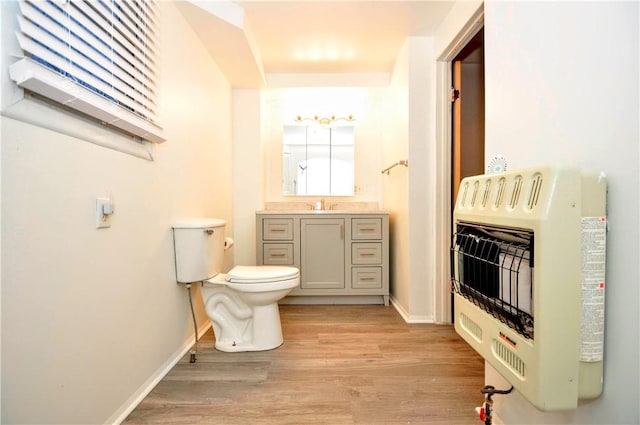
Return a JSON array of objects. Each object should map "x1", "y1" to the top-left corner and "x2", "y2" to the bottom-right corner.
[{"x1": 2, "y1": 94, "x2": 155, "y2": 161}]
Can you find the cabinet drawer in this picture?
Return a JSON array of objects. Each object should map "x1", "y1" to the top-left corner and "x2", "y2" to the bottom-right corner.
[
  {"x1": 263, "y1": 219, "x2": 293, "y2": 240},
  {"x1": 263, "y1": 244, "x2": 294, "y2": 265},
  {"x1": 351, "y1": 218, "x2": 382, "y2": 240},
  {"x1": 352, "y1": 267, "x2": 382, "y2": 289},
  {"x1": 351, "y1": 243, "x2": 382, "y2": 265}
]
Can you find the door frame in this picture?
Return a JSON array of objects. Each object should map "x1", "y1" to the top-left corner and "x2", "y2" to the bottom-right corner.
[{"x1": 433, "y1": 8, "x2": 484, "y2": 323}]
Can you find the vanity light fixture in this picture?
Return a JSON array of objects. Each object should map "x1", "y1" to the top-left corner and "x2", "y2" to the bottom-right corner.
[{"x1": 294, "y1": 115, "x2": 355, "y2": 126}]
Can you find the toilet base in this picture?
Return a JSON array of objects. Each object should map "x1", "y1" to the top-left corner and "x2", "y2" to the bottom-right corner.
[
  {"x1": 200, "y1": 272, "x2": 298, "y2": 353},
  {"x1": 208, "y1": 299, "x2": 286, "y2": 352}
]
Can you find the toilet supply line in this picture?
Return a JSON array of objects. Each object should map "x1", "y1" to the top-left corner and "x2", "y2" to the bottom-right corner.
[{"x1": 186, "y1": 283, "x2": 198, "y2": 363}]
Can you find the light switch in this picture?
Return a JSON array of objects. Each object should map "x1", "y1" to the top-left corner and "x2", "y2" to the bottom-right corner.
[{"x1": 96, "y1": 197, "x2": 114, "y2": 229}]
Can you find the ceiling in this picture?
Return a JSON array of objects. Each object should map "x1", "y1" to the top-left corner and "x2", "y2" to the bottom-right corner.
[{"x1": 176, "y1": 1, "x2": 456, "y2": 88}]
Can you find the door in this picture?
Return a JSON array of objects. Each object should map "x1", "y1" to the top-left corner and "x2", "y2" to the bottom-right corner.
[
  {"x1": 300, "y1": 218, "x2": 345, "y2": 289},
  {"x1": 451, "y1": 28, "x2": 485, "y2": 209}
]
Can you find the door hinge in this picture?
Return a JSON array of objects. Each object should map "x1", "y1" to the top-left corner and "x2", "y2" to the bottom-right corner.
[{"x1": 449, "y1": 87, "x2": 460, "y2": 102}]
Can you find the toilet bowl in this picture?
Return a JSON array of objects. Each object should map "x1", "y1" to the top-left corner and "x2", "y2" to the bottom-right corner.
[
  {"x1": 172, "y1": 219, "x2": 299, "y2": 352},
  {"x1": 202, "y1": 265, "x2": 299, "y2": 352}
]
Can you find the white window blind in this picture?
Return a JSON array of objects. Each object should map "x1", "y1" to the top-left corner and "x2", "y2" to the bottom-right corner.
[{"x1": 9, "y1": 0, "x2": 164, "y2": 143}]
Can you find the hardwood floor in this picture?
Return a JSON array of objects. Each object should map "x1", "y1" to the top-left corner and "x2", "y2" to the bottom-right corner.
[{"x1": 123, "y1": 305, "x2": 484, "y2": 425}]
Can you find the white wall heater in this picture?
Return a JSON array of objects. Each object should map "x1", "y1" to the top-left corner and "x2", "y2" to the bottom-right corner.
[{"x1": 451, "y1": 166, "x2": 607, "y2": 411}]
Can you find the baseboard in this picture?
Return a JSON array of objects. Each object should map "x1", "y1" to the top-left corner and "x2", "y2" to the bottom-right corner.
[
  {"x1": 390, "y1": 295, "x2": 435, "y2": 324},
  {"x1": 106, "y1": 320, "x2": 212, "y2": 425}
]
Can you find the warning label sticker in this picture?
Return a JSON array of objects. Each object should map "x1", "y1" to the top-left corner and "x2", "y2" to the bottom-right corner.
[{"x1": 580, "y1": 217, "x2": 607, "y2": 362}]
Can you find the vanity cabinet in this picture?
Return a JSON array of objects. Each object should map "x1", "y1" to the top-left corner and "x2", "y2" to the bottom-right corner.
[{"x1": 256, "y1": 212, "x2": 389, "y2": 305}]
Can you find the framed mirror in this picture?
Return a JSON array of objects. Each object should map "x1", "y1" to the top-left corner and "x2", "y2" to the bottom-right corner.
[{"x1": 282, "y1": 125, "x2": 354, "y2": 196}]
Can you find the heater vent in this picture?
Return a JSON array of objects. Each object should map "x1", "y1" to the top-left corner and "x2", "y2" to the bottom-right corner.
[
  {"x1": 508, "y1": 175, "x2": 524, "y2": 209},
  {"x1": 460, "y1": 182, "x2": 469, "y2": 206},
  {"x1": 492, "y1": 339, "x2": 526, "y2": 378},
  {"x1": 494, "y1": 177, "x2": 506, "y2": 209},
  {"x1": 470, "y1": 181, "x2": 480, "y2": 207},
  {"x1": 481, "y1": 180, "x2": 491, "y2": 208},
  {"x1": 526, "y1": 173, "x2": 543, "y2": 210},
  {"x1": 460, "y1": 313, "x2": 483, "y2": 342}
]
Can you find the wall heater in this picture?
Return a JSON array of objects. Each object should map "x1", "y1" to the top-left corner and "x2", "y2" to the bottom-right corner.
[{"x1": 451, "y1": 166, "x2": 607, "y2": 411}]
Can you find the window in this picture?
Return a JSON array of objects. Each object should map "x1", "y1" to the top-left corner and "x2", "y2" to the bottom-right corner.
[{"x1": 9, "y1": 0, "x2": 164, "y2": 144}]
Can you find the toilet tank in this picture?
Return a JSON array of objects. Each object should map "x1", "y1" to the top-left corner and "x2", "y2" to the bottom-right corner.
[{"x1": 172, "y1": 219, "x2": 226, "y2": 283}]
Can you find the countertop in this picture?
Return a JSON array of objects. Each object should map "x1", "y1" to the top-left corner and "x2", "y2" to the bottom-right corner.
[{"x1": 257, "y1": 210, "x2": 389, "y2": 215}]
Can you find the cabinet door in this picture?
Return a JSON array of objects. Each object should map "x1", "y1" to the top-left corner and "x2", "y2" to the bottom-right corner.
[{"x1": 300, "y1": 218, "x2": 345, "y2": 289}]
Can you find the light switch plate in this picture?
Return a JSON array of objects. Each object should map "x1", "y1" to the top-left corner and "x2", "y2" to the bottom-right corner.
[{"x1": 96, "y1": 197, "x2": 112, "y2": 229}]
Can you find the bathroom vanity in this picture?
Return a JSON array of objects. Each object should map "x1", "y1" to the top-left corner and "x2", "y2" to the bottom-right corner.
[{"x1": 256, "y1": 211, "x2": 389, "y2": 305}]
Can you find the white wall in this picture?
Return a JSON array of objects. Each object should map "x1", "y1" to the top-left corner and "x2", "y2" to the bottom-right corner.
[
  {"x1": 1, "y1": 3, "x2": 233, "y2": 424},
  {"x1": 483, "y1": 1, "x2": 639, "y2": 423},
  {"x1": 383, "y1": 37, "x2": 437, "y2": 322},
  {"x1": 232, "y1": 89, "x2": 263, "y2": 266},
  {"x1": 384, "y1": 41, "x2": 411, "y2": 315},
  {"x1": 407, "y1": 37, "x2": 436, "y2": 320}
]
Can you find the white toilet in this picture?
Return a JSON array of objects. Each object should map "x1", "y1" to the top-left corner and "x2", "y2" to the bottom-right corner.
[{"x1": 172, "y1": 219, "x2": 299, "y2": 352}]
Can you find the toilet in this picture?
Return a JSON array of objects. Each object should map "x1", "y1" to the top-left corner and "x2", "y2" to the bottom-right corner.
[{"x1": 172, "y1": 219, "x2": 299, "y2": 352}]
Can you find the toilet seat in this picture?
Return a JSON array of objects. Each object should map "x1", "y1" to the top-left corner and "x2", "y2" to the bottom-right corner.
[
  {"x1": 226, "y1": 265, "x2": 299, "y2": 283},
  {"x1": 204, "y1": 265, "x2": 300, "y2": 292}
]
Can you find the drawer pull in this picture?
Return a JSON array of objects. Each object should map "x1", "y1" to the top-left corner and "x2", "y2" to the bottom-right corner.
[
  {"x1": 360, "y1": 253, "x2": 376, "y2": 256},
  {"x1": 360, "y1": 228, "x2": 375, "y2": 231},
  {"x1": 269, "y1": 253, "x2": 286, "y2": 257},
  {"x1": 359, "y1": 277, "x2": 376, "y2": 281},
  {"x1": 270, "y1": 228, "x2": 286, "y2": 232}
]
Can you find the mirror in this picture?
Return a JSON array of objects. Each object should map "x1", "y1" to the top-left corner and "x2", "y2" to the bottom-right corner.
[{"x1": 282, "y1": 125, "x2": 354, "y2": 196}]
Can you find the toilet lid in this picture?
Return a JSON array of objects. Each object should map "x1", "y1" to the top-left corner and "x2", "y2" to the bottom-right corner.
[{"x1": 226, "y1": 265, "x2": 299, "y2": 283}]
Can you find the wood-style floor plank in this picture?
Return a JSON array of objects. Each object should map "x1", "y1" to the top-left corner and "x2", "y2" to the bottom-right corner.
[{"x1": 123, "y1": 305, "x2": 484, "y2": 424}]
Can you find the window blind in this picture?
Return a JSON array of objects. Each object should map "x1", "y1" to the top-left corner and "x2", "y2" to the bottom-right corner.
[{"x1": 9, "y1": 0, "x2": 164, "y2": 143}]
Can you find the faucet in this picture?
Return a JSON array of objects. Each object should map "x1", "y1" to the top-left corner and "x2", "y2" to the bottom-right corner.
[
  {"x1": 307, "y1": 199, "x2": 324, "y2": 210},
  {"x1": 307, "y1": 199, "x2": 338, "y2": 210}
]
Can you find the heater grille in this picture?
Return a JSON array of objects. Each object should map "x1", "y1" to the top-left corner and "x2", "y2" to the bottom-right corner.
[
  {"x1": 457, "y1": 173, "x2": 544, "y2": 212},
  {"x1": 508, "y1": 175, "x2": 523, "y2": 209},
  {"x1": 494, "y1": 177, "x2": 506, "y2": 209},
  {"x1": 492, "y1": 339, "x2": 526, "y2": 378},
  {"x1": 470, "y1": 180, "x2": 480, "y2": 207},
  {"x1": 480, "y1": 180, "x2": 491, "y2": 208},
  {"x1": 460, "y1": 313, "x2": 483, "y2": 342},
  {"x1": 452, "y1": 223, "x2": 534, "y2": 339},
  {"x1": 526, "y1": 173, "x2": 543, "y2": 210}
]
